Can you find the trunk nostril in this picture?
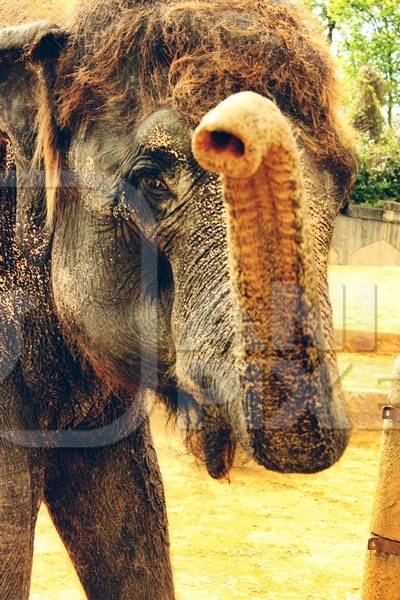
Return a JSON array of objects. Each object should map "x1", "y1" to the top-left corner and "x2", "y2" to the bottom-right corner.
[
  {"x1": 193, "y1": 91, "x2": 281, "y2": 178},
  {"x1": 207, "y1": 131, "x2": 245, "y2": 158}
]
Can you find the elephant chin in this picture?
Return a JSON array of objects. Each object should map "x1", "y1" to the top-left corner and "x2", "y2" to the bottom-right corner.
[
  {"x1": 184, "y1": 401, "x2": 237, "y2": 480},
  {"x1": 185, "y1": 427, "x2": 237, "y2": 480},
  {"x1": 159, "y1": 384, "x2": 236, "y2": 479}
]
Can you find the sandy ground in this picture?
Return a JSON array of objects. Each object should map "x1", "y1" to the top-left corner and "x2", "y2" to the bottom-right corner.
[
  {"x1": 331, "y1": 267, "x2": 400, "y2": 393},
  {"x1": 337, "y1": 353, "x2": 394, "y2": 393},
  {"x1": 329, "y1": 267, "x2": 400, "y2": 341},
  {"x1": 31, "y1": 417, "x2": 381, "y2": 600},
  {"x1": 29, "y1": 266, "x2": 399, "y2": 598}
]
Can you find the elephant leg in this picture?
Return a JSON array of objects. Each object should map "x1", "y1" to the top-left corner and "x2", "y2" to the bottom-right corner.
[
  {"x1": 44, "y1": 418, "x2": 175, "y2": 600},
  {"x1": 0, "y1": 380, "x2": 44, "y2": 600}
]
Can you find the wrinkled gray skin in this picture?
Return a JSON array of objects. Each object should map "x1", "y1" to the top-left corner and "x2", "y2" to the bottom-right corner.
[{"x1": 0, "y1": 19, "x2": 350, "y2": 600}]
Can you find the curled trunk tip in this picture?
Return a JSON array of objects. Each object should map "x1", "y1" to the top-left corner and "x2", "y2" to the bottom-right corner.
[{"x1": 192, "y1": 91, "x2": 297, "y2": 179}]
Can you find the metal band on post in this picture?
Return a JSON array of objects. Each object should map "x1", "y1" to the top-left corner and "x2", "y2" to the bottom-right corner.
[
  {"x1": 368, "y1": 534, "x2": 400, "y2": 557},
  {"x1": 382, "y1": 406, "x2": 400, "y2": 423}
]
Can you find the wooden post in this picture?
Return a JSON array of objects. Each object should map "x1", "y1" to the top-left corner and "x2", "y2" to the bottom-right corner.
[{"x1": 362, "y1": 356, "x2": 400, "y2": 599}]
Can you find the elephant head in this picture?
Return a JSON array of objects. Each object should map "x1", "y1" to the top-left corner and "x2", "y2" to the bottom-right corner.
[{"x1": 0, "y1": 1, "x2": 357, "y2": 478}]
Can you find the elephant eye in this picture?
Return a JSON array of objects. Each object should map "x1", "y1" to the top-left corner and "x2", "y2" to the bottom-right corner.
[{"x1": 142, "y1": 177, "x2": 169, "y2": 195}]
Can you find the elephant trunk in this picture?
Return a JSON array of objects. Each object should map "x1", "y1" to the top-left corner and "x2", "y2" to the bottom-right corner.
[{"x1": 193, "y1": 92, "x2": 349, "y2": 472}]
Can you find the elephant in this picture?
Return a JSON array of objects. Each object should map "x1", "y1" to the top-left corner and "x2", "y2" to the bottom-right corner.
[{"x1": 0, "y1": 1, "x2": 357, "y2": 598}]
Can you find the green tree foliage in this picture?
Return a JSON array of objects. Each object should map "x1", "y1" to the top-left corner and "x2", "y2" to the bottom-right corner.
[
  {"x1": 306, "y1": 0, "x2": 400, "y2": 204},
  {"x1": 352, "y1": 66, "x2": 385, "y2": 141},
  {"x1": 307, "y1": 0, "x2": 337, "y2": 41},
  {"x1": 351, "y1": 131, "x2": 400, "y2": 204},
  {"x1": 307, "y1": 0, "x2": 400, "y2": 126}
]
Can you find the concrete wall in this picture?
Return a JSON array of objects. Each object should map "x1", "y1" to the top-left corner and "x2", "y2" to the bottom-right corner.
[{"x1": 329, "y1": 203, "x2": 400, "y2": 266}]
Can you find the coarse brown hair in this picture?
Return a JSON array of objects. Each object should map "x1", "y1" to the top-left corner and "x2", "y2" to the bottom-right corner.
[{"x1": 50, "y1": 0, "x2": 356, "y2": 219}]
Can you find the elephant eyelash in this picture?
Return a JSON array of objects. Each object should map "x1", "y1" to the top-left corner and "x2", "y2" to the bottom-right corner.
[
  {"x1": 92, "y1": 194, "x2": 136, "y2": 244},
  {"x1": 118, "y1": 220, "x2": 138, "y2": 252},
  {"x1": 94, "y1": 220, "x2": 138, "y2": 271}
]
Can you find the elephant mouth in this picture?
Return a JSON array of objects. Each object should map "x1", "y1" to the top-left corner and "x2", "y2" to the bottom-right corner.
[
  {"x1": 159, "y1": 383, "x2": 238, "y2": 479},
  {"x1": 184, "y1": 419, "x2": 237, "y2": 480}
]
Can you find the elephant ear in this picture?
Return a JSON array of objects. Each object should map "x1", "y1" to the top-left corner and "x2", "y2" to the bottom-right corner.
[{"x1": 0, "y1": 21, "x2": 68, "y2": 265}]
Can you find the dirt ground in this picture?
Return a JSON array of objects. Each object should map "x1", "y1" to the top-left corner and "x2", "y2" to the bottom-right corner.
[
  {"x1": 30, "y1": 411, "x2": 381, "y2": 600},
  {"x1": 30, "y1": 267, "x2": 398, "y2": 599}
]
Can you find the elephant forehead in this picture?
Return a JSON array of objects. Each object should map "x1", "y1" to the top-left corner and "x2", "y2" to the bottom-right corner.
[{"x1": 135, "y1": 109, "x2": 191, "y2": 162}]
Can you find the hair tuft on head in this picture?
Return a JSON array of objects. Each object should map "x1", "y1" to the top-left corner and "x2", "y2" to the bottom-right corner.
[{"x1": 46, "y1": 0, "x2": 356, "y2": 221}]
